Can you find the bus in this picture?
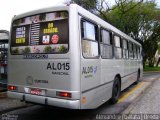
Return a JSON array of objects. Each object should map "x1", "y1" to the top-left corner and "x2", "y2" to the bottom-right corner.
[{"x1": 8, "y1": 4, "x2": 143, "y2": 109}]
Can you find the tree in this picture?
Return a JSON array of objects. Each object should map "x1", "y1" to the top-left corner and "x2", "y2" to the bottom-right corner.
[
  {"x1": 156, "y1": 44, "x2": 160, "y2": 66},
  {"x1": 144, "y1": 22, "x2": 160, "y2": 66},
  {"x1": 70, "y1": 0, "x2": 160, "y2": 67},
  {"x1": 99, "y1": 0, "x2": 160, "y2": 67},
  {"x1": 69, "y1": 0, "x2": 98, "y2": 12}
]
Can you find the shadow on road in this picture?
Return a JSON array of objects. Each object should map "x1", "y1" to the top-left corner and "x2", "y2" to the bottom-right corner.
[{"x1": 12, "y1": 103, "x2": 112, "y2": 120}]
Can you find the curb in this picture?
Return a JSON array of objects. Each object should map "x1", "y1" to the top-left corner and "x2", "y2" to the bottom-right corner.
[
  {"x1": 121, "y1": 77, "x2": 157, "y2": 114},
  {"x1": 143, "y1": 71, "x2": 160, "y2": 74}
]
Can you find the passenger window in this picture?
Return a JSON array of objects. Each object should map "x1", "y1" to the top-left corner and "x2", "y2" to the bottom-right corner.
[
  {"x1": 100, "y1": 29, "x2": 113, "y2": 59},
  {"x1": 114, "y1": 36, "x2": 121, "y2": 47},
  {"x1": 81, "y1": 20, "x2": 99, "y2": 58},
  {"x1": 122, "y1": 39, "x2": 129, "y2": 59},
  {"x1": 137, "y1": 46, "x2": 141, "y2": 59},
  {"x1": 101, "y1": 30, "x2": 111, "y2": 44},
  {"x1": 129, "y1": 42, "x2": 134, "y2": 59},
  {"x1": 114, "y1": 35, "x2": 122, "y2": 59},
  {"x1": 133, "y1": 44, "x2": 137, "y2": 59},
  {"x1": 81, "y1": 21, "x2": 98, "y2": 41}
]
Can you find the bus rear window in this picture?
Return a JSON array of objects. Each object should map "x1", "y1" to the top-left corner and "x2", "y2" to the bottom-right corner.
[{"x1": 11, "y1": 11, "x2": 69, "y2": 54}]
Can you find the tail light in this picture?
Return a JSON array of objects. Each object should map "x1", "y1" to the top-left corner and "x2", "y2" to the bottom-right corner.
[
  {"x1": 8, "y1": 85, "x2": 17, "y2": 91},
  {"x1": 56, "y1": 91, "x2": 72, "y2": 98}
]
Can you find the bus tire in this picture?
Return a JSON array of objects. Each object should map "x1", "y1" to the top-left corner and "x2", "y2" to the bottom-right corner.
[
  {"x1": 134, "y1": 70, "x2": 140, "y2": 84},
  {"x1": 110, "y1": 76, "x2": 121, "y2": 104}
]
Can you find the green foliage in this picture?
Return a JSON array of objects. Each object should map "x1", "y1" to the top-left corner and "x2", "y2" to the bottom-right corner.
[
  {"x1": 58, "y1": 45, "x2": 67, "y2": 53},
  {"x1": 23, "y1": 47, "x2": 31, "y2": 54},
  {"x1": 144, "y1": 65, "x2": 160, "y2": 72},
  {"x1": 105, "y1": 1, "x2": 157, "y2": 38},
  {"x1": 158, "y1": 44, "x2": 160, "y2": 54},
  {"x1": 71, "y1": 0, "x2": 160, "y2": 67},
  {"x1": 71, "y1": 0, "x2": 98, "y2": 12},
  {"x1": 12, "y1": 48, "x2": 19, "y2": 54},
  {"x1": 44, "y1": 46, "x2": 52, "y2": 53},
  {"x1": 143, "y1": 22, "x2": 160, "y2": 67},
  {"x1": 104, "y1": 1, "x2": 160, "y2": 67}
]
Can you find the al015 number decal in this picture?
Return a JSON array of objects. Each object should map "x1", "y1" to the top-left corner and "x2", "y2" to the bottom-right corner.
[{"x1": 47, "y1": 62, "x2": 70, "y2": 70}]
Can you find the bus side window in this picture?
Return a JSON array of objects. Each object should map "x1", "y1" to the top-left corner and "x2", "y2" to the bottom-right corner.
[
  {"x1": 114, "y1": 35, "x2": 122, "y2": 59},
  {"x1": 100, "y1": 29, "x2": 113, "y2": 59},
  {"x1": 129, "y1": 42, "x2": 134, "y2": 59},
  {"x1": 122, "y1": 39, "x2": 129, "y2": 59},
  {"x1": 133, "y1": 44, "x2": 137, "y2": 59},
  {"x1": 81, "y1": 20, "x2": 99, "y2": 58},
  {"x1": 137, "y1": 46, "x2": 140, "y2": 59}
]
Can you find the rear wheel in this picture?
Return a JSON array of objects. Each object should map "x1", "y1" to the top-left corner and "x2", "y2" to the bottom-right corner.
[{"x1": 110, "y1": 76, "x2": 121, "y2": 104}]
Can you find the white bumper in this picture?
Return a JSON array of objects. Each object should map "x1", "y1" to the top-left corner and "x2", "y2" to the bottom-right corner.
[{"x1": 8, "y1": 91, "x2": 80, "y2": 109}]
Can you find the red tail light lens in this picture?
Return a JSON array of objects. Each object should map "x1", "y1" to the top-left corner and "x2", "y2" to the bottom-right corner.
[
  {"x1": 56, "y1": 91, "x2": 72, "y2": 98},
  {"x1": 8, "y1": 85, "x2": 17, "y2": 91}
]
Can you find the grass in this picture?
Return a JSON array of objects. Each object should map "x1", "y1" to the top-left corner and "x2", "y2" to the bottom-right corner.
[{"x1": 144, "y1": 65, "x2": 160, "y2": 72}]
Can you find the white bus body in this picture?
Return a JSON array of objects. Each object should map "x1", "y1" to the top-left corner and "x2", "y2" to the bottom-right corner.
[{"x1": 8, "y1": 4, "x2": 143, "y2": 109}]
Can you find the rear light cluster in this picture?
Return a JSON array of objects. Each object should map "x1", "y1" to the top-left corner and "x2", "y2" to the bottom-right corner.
[
  {"x1": 56, "y1": 91, "x2": 72, "y2": 98},
  {"x1": 8, "y1": 85, "x2": 17, "y2": 91}
]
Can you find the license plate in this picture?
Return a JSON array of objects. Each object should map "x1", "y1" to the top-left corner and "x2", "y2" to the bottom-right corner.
[{"x1": 30, "y1": 88, "x2": 45, "y2": 96}]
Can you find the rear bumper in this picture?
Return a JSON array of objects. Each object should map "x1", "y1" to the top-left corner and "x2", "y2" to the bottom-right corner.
[{"x1": 8, "y1": 91, "x2": 80, "y2": 109}]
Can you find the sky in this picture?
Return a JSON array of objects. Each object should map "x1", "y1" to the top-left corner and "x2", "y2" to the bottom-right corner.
[
  {"x1": 0, "y1": 0, "x2": 65, "y2": 31},
  {"x1": 0, "y1": 0, "x2": 159, "y2": 31}
]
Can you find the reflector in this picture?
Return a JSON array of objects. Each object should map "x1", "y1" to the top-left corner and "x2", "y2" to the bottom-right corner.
[{"x1": 57, "y1": 91, "x2": 72, "y2": 98}]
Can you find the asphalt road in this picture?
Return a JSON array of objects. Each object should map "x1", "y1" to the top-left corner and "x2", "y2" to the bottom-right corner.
[
  {"x1": 124, "y1": 73, "x2": 160, "y2": 114},
  {"x1": 1, "y1": 72, "x2": 160, "y2": 120}
]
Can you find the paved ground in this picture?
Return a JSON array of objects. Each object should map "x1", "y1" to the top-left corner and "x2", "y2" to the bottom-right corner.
[
  {"x1": 123, "y1": 76, "x2": 160, "y2": 114},
  {"x1": 0, "y1": 93, "x2": 32, "y2": 115},
  {"x1": 0, "y1": 98, "x2": 31, "y2": 114}
]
